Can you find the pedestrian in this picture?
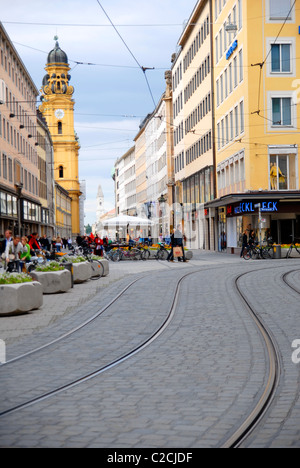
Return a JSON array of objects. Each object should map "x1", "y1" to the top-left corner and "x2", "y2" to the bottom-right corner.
[
  {"x1": 174, "y1": 225, "x2": 188, "y2": 262},
  {"x1": 55, "y1": 236, "x2": 62, "y2": 252},
  {"x1": 240, "y1": 230, "x2": 249, "y2": 258},
  {"x1": 167, "y1": 229, "x2": 176, "y2": 262},
  {"x1": 67, "y1": 237, "x2": 73, "y2": 250},
  {"x1": 0, "y1": 230, "x2": 13, "y2": 257}
]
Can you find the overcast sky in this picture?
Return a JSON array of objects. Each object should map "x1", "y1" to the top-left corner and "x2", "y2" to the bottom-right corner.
[{"x1": 2, "y1": 0, "x2": 197, "y2": 226}]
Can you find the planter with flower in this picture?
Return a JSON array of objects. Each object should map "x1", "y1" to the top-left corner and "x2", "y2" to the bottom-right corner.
[
  {"x1": 61, "y1": 256, "x2": 92, "y2": 283},
  {"x1": 0, "y1": 273, "x2": 43, "y2": 316},
  {"x1": 29, "y1": 261, "x2": 72, "y2": 294}
]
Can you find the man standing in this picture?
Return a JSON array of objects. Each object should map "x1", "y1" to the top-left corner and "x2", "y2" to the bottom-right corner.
[
  {"x1": 240, "y1": 230, "x2": 249, "y2": 258},
  {"x1": 0, "y1": 230, "x2": 12, "y2": 256}
]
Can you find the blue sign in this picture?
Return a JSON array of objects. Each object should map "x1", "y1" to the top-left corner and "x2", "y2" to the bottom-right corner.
[
  {"x1": 234, "y1": 201, "x2": 278, "y2": 214},
  {"x1": 226, "y1": 40, "x2": 238, "y2": 60}
]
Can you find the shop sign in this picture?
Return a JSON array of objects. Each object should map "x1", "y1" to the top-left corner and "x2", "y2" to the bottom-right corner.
[
  {"x1": 234, "y1": 201, "x2": 278, "y2": 214},
  {"x1": 226, "y1": 40, "x2": 238, "y2": 60}
]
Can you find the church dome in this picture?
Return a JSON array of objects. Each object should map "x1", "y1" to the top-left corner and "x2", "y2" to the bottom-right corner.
[{"x1": 47, "y1": 38, "x2": 68, "y2": 65}]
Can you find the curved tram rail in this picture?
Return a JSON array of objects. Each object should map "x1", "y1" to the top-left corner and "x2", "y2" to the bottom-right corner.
[
  {"x1": 1, "y1": 265, "x2": 299, "y2": 447},
  {"x1": 0, "y1": 269, "x2": 199, "y2": 418}
]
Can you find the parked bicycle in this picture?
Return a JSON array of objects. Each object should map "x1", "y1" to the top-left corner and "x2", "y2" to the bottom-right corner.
[
  {"x1": 155, "y1": 243, "x2": 170, "y2": 261},
  {"x1": 286, "y1": 236, "x2": 300, "y2": 259},
  {"x1": 243, "y1": 242, "x2": 273, "y2": 260},
  {"x1": 112, "y1": 246, "x2": 141, "y2": 262}
]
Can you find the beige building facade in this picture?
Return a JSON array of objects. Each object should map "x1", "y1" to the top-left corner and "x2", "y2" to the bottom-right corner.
[{"x1": 172, "y1": 0, "x2": 216, "y2": 250}]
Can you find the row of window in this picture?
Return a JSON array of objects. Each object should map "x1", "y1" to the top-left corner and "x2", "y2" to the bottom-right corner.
[
  {"x1": 0, "y1": 112, "x2": 38, "y2": 165},
  {"x1": 217, "y1": 152, "x2": 245, "y2": 191},
  {"x1": 183, "y1": 166, "x2": 214, "y2": 205},
  {"x1": 184, "y1": 54, "x2": 211, "y2": 105},
  {"x1": 185, "y1": 92, "x2": 211, "y2": 136},
  {"x1": 0, "y1": 152, "x2": 39, "y2": 196},
  {"x1": 186, "y1": 131, "x2": 212, "y2": 167},
  {"x1": 217, "y1": 100, "x2": 244, "y2": 149},
  {"x1": 183, "y1": 15, "x2": 210, "y2": 74},
  {"x1": 0, "y1": 30, "x2": 36, "y2": 111},
  {"x1": 215, "y1": 2, "x2": 240, "y2": 64},
  {"x1": 216, "y1": 48, "x2": 243, "y2": 107}
]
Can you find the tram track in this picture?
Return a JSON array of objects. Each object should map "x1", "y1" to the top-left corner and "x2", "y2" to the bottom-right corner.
[
  {"x1": 0, "y1": 268, "x2": 202, "y2": 419},
  {"x1": 0, "y1": 262, "x2": 299, "y2": 448},
  {"x1": 221, "y1": 270, "x2": 282, "y2": 448}
]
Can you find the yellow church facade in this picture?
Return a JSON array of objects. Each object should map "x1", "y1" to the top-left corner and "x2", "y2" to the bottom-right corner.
[{"x1": 39, "y1": 38, "x2": 81, "y2": 237}]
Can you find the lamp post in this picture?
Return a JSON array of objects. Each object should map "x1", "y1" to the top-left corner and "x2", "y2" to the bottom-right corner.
[{"x1": 15, "y1": 182, "x2": 23, "y2": 237}]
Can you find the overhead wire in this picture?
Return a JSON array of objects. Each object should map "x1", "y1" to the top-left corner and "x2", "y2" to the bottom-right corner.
[{"x1": 95, "y1": 0, "x2": 157, "y2": 108}]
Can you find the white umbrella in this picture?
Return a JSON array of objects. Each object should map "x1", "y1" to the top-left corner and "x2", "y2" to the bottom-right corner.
[{"x1": 102, "y1": 215, "x2": 155, "y2": 227}]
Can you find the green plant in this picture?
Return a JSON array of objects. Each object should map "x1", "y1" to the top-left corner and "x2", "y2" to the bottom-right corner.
[
  {"x1": 0, "y1": 273, "x2": 33, "y2": 285},
  {"x1": 35, "y1": 261, "x2": 65, "y2": 272},
  {"x1": 61, "y1": 256, "x2": 86, "y2": 264}
]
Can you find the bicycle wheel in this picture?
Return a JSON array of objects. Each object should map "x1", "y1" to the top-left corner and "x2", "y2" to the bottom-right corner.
[
  {"x1": 261, "y1": 248, "x2": 272, "y2": 260},
  {"x1": 243, "y1": 248, "x2": 251, "y2": 260},
  {"x1": 131, "y1": 249, "x2": 141, "y2": 260},
  {"x1": 286, "y1": 247, "x2": 293, "y2": 259},
  {"x1": 112, "y1": 250, "x2": 122, "y2": 262},
  {"x1": 90, "y1": 260, "x2": 105, "y2": 280},
  {"x1": 141, "y1": 249, "x2": 150, "y2": 261},
  {"x1": 157, "y1": 249, "x2": 168, "y2": 261}
]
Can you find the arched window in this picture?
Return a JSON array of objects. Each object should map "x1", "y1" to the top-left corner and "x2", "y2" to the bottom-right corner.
[
  {"x1": 59, "y1": 166, "x2": 64, "y2": 178},
  {"x1": 58, "y1": 122, "x2": 62, "y2": 134}
]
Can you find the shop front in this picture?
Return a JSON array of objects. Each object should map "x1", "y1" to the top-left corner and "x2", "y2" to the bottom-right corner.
[{"x1": 208, "y1": 192, "x2": 300, "y2": 254}]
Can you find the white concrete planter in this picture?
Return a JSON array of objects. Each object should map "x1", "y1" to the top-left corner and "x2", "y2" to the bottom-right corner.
[
  {"x1": 89, "y1": 259, "x2": 110, "y2": 278},
  {"x1": 0, "y1": 282, "x2": 43, "y2": 316},
  {"x1": 30, "y1": 270, "x2": 72, "y2": 294},
  {"x1": 100, "y1": 259, "x2": 109, "y2": 277},
  {"x1": 72, "y1": 262, "x2": 92, "y2": 284}
]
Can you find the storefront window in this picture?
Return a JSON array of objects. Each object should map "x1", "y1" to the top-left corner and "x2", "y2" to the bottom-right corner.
[{"x1": 270, "y1": 153, "x2": 297, "y2": 190}]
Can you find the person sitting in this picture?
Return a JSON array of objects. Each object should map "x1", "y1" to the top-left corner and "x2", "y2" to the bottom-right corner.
[{"x1": 5, "y1": 236, "x2": 25, "y2": 271}]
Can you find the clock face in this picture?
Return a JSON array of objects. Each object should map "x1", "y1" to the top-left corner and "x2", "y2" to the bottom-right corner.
[{"x1": 55, "y1": 109, "x2": 65, "y2": 119}]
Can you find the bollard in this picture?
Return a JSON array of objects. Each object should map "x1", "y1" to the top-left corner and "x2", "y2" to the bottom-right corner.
[
  {"x1": 273, "y1": 245, "x2": 281, "y2": 260},
  {"x1": 62, "y1": 262, "x2": 74, "y2": 288}
]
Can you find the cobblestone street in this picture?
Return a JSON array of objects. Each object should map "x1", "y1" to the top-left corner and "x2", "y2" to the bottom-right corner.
[{"x1": 0, "y1": 252, "x2": 300, "y2": 448}]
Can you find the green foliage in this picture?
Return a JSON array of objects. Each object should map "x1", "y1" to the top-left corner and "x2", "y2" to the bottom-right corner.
[
  {"x1": 0, "y1": 273, "x2": 33, "y2": 285},
  {"x1": 35, "y1": 261, "x2": 65, "y2": 272},
  {"x1": 61, "y1": 256, "x2": 86, "y2": 264}
]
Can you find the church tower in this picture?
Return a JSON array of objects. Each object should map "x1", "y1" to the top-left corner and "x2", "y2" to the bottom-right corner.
[{"x1": 39, "y1": 37, "x2": 81, "y2": 237}]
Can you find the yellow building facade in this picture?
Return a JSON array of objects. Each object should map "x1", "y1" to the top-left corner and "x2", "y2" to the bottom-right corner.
[
  {"x1": 39, "y1": 38, "x2": 81, "y2": 237},
  {"x1": 209, "y1": 0, "x2": 300, "y2": 250}
]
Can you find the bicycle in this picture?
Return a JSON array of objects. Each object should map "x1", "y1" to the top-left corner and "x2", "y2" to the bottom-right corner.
[
  {"x1": 112, "y1": 246, "x2": 142, "y2": 262},
  {"x1": 155, "y1": 243, "x2": 170, "y2": 261},
  {"x1": 243, "y1": 242, "x2": 272, "y2": 260},
  {"x1": 286, "y1": 236, "x2": 300, "y2": 259}
]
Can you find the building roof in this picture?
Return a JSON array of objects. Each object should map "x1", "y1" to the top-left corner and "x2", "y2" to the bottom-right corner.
[{"x1": 47, "y1": 38, "x2": 68, "y2": 65}]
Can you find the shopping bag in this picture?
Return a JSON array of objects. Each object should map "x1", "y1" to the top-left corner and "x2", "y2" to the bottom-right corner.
[{"x1": 173, "y1": 246, "x2": 183, "y2": 258}]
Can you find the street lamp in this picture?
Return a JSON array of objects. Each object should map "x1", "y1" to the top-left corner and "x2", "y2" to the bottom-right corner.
[{"x1": 15, "y1": 182, "x2": 23, "y2": 237}]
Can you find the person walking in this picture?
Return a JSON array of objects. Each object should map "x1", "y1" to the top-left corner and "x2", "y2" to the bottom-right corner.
[
  {"x1": 240, "y1": 230, "x2": 249, "y2": 258},
  {"x1": 167, "y1": 229, "x2": 176, "y2": 262},
  {"x1": 174, "y1": 225, "x2": 188, "y2": 262}
]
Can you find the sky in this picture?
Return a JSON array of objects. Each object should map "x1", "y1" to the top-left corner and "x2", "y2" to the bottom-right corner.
[{"x1": 2, "y1": 0, "x2": 197, "y2": 226}]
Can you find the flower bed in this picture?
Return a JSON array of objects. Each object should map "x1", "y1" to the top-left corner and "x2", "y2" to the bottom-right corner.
[
  {"x1": 30, "y1": 262, "x2": 72, "y2": 294},
  {"x1": 0, "y1": 273, "x2": 43, "y2": 316}
]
